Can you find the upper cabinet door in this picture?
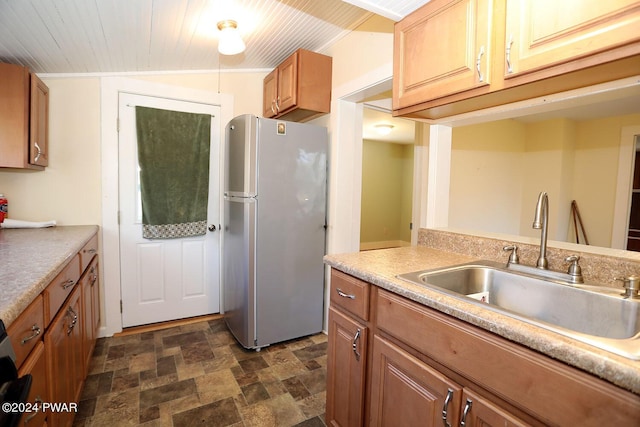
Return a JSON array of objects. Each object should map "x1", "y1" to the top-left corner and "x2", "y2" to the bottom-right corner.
[
  {"x1": 30, "y1": 73, "x2": 49, "y2": 167},
  {"x1": 393, "y1": 0, "x2": 493, "y2": 110},
  {"x1": 262, "y1": 69, "x2": 278, "y2": 118},
  {"x1": 276, "y1": 52, "x2": 298, "y2": 114},
  {"x1": 504, "y1": 0, "x2": 640, "y2": 79}
]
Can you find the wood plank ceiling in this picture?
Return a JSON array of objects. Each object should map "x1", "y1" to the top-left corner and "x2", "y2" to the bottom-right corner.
[{"x1": 0, "y1": 0, "x2": 429, "y2": 74}]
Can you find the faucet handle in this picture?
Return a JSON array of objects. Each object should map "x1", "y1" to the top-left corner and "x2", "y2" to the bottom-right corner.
[
  {"x1": 503, "y1": 245, "x2": 519, "y2": 265},
  {"x1": 615, "y1": 276, "x2": 640, "y2": 299},
  {"x1": 565, "y1": 255, "x2": 583, "y2": 283}
]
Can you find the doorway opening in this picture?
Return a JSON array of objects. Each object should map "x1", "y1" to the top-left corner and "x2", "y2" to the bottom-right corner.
[{"x1": 360, "y1": 103, "x2": 416, "y2": 251}]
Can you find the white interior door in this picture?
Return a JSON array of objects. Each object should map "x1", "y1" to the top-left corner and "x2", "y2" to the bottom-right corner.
[{"x1": 118, "y1": 92, "x2": 221, "y2": 327}]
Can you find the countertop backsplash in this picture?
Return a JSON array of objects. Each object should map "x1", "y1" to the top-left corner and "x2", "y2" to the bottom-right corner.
[{"x1": 419, "y1": 228, "x2": 640, "y2": 290}]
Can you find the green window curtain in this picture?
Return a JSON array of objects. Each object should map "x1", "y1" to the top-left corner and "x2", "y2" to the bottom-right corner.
[{"x1": 135, "y1": 106, "x2": 211, "y2": 239}]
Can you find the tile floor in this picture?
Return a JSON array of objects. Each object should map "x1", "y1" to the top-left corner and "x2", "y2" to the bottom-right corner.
[{"x1": 73, "y1": 317, "x2": 328, "y2": 427}]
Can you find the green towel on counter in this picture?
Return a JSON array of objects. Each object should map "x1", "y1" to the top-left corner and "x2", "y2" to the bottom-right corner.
[{"x1": 135, "y1": 106, "x2": 211, "y2": 239}]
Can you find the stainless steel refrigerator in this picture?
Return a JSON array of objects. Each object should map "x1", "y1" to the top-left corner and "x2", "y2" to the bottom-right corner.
[{"x1": 222, "y1": 114, "x2": 327, "y2": 350}]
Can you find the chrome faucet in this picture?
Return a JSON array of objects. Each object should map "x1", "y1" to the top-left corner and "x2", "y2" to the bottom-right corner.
[{"x1": 532, "y1": 191, "x2": 549, "y2": 269}]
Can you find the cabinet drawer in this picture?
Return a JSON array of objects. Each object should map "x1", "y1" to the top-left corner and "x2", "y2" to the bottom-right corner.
[
  {"x1": 17, "y1": 341, "x2": 48, "y2": 427},
  {"x1": 330, "y1": 269, "x2": 370, "y2": 321},
  {"x1": 43, "y1": 254, "x2": 80, "y2": 325},
  {"x1": 7, "y1": 295, "x2": 44, "y2": 368},
  {"x1": 79, "y1": 233, "x2": 98, "y2": 274}
]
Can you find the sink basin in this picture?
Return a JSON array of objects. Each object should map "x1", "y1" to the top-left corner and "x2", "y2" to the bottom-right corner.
[{"x1": 397, "y1": 261, "x2": 640, "y2": 359}]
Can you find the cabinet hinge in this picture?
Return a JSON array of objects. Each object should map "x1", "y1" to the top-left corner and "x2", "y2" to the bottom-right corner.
[
  {"x1": 117, "y1": 210, "x2": 120, "y2": 225},
  {"x1": 120, "y1": 300, "x2": 123, "y2": 313},
  {"x1": 116, "y1": 117, "x2": 120, "y2": 132},
  {"x1": 409, "y1": 222, "x2": 413, "y2": 230}
]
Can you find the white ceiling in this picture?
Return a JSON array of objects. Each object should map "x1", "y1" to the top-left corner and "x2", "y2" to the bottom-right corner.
[{"x1": 0, "y1": 0, "x2": 428, "y2": 74}]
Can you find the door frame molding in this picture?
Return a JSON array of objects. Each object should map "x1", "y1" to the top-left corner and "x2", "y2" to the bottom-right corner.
[
  {"x1": 100, "y1": 77, "x2": 233, "y2": 336},
  {"x1": 612, "y1": 126, "x2": 640, "y2": 249}
]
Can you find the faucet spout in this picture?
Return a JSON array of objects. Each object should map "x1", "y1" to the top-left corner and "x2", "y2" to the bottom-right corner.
[{"x1": 532, "y1": 192, "x2": 548, "y2": 269}]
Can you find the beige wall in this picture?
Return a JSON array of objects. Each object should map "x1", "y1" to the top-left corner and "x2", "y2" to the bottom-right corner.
[
  {"x1": 450, "y1": 113, "x2": 640, "y2": 248},
  {"x1": 0, "y1": 71, "x2": 266, "y2": 224},
  {"x1": 0, "y1": 77, "x2": 102, "y2": 224},
  {"x1": 360, "y1": 140, "x2": 413, "y2": 245}
]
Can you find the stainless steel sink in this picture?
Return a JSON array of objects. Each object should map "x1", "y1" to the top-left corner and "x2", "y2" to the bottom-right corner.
[{"x1": 397, "y1": 261, "x2": 640, "y2": 359}]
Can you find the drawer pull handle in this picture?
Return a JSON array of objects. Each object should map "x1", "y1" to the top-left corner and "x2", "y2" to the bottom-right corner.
[
  {"x1": 84, "y1": 248, "x2": 97, "y2": 254},
  {"x1": 90, "y1": 274, "x2": 98, "y2": 286},
  {"x1": 441, "y1": 388, "x2": 454, "y2": 427},
  {"x1": 61, "y1": 279, "x2": 75, "y2": 289},
  {"x1": 21, "y1": 324, "x2": 41, "y2": 344},
  {"x1": 336, "y1": 288, "x2": 355, "y2": 299},
  {"x1": 352, "y1": 328, "x2": 361, "y2": 361},
  {"x1": 460, "y1": 398, "x2": 472, "y2": 426}
]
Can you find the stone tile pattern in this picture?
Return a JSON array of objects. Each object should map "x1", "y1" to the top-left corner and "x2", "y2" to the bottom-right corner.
[{"x1": 74, "y1": 319, "x2": 327, "y2": 427}]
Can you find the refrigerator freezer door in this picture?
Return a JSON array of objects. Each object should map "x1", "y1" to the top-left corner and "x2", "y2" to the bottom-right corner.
[
  {"x1": 222, "y1": 196, "x2": 257, "y2": 348},
  {"x1": 254, "y1": 118, "x2": 327, "y2": 347},
  {"x1": 224, "y1": 114, "x2": 258, "y2": 197}
]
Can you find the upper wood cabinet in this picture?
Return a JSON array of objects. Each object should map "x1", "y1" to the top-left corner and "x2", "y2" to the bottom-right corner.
[
  {"x1": 393, "y1": 0, "x2": 640, "y2": 119},
  {"x1": 504, "y1": 0, "x2": 640, "y2": 81},
  {"x1": 393, "y1": 0, "x2": 494, "y2": 110},
  {"x1": 0, "y1": 62, "x2": 49, "y2": 169},
  {"x1": 262, "y1": 49, "x2": 332, "y2": 122}
]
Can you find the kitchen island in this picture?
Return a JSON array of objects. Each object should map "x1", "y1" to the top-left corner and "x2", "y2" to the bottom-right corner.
[{"x1": 324, "y1": 245, "x2": 640, "y2": 394}]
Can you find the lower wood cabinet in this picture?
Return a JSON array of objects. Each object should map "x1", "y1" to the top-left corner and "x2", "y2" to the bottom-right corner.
[
  {"x1": 81, "y1": 257, "x2": 99, "y2": 373},
  {"x1": 17, "y1": 341, "x2": 48, "y2": 427},
  {"x1": 370, "y1": 335, "x2": 530, "y2": 427},
  {"x1": 6, "y1": 230, "x2": 99, "y2": 427},
  {"x1": 326, "y1": 268, "x2": 640, "y2": 427},
  {"x1": 46, "y1": 285, "x2": 83, "y2": 427},
  {"x1": 326, "y1": 306, "x2": 368, "y2": 427}
]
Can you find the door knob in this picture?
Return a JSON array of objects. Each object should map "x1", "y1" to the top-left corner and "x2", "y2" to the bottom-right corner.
[{"x1": 208, "y1": 224, "x2": 217, "y2": 232}]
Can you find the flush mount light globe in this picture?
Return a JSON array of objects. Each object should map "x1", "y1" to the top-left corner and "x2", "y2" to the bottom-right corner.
[
  {"x1": 375, "y1": 124, "x2": 394, "y2": 135},
  {"x1": 217, "y1": 20, "x2": 246, "y2": 56}
]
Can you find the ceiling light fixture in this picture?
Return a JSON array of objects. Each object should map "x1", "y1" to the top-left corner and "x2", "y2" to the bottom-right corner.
[
  {"x1": 217, "y1": 20, "x2": 246, "y2": 56},
  {"x1": 375, "y1": 124, "x2": 394, "y2": 135}
]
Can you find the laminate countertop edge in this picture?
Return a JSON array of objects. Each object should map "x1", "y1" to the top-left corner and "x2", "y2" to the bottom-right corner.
[
  {"x1": 0, "y1": 225, "x2": 99, "y2": 328},
  {"x1": 324, "y1": 245, "x2": 640, "y2": 395}
]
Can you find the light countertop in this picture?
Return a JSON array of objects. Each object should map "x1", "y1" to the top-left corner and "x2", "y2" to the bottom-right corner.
[
  {"x1": 324, "y1": 245, "x2": 640, "y2": 395},
  {"x1": 0, "y1": 225, "x2": 99, "y2": 328}
]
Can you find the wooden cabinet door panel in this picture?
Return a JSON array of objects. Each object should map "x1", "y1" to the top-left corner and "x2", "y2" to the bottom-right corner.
[
  {"x1": 460, "y1": 389, "x2": 531, "y2": 427},
  {"x1": 326, "y1": 306, "x2": 367, "y2": 427},
  {"x1": 18, "y1": 341, "x2": 48, "y2": 427},
  {"x1": 394, "y1": 0, "x2": 493, "y2": 110},
  {"x1": 262, "y1": 69, "x2": 278, "y2": 118},
  {"x1": 505, "y1": 0, "x2": 640, "y2": 78},
  {"x1": 370, "y1": 335, "x2": 463, "y2": 427},
  {"x1": 276, "y1": 52, "x2": 298, "y2": 113},
  {"x1": 30, "y1": 73, "x2": 49, "y2": 167},
  {"x1": 81, "y1": 258, "x2": 99, "y2": 375},
  {"x1": 46, "y1": 286, "x2": 82, "y2": 427}
]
